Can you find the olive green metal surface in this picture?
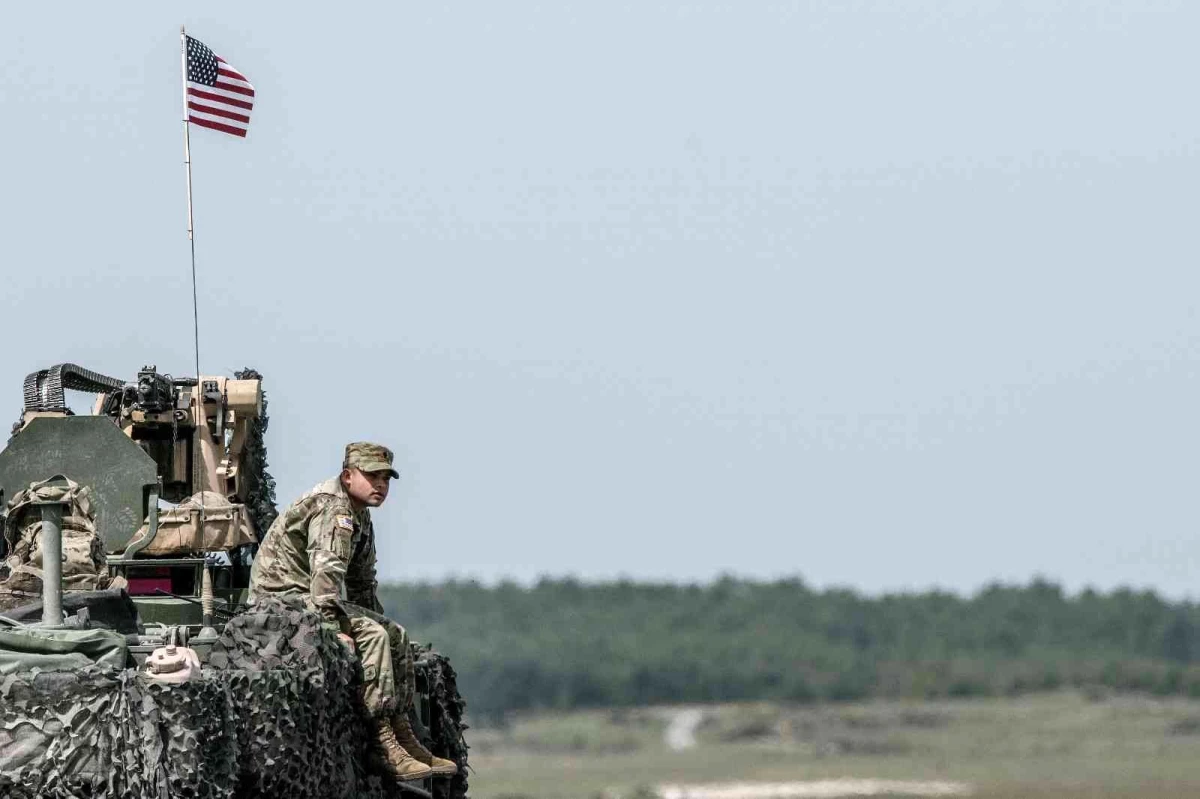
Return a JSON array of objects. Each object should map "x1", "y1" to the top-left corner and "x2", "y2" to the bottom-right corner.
[{"x1": 0, "y1": 416, "x2": 158, "y2": 553}]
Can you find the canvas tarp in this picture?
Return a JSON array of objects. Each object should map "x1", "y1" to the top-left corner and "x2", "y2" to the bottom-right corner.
[{"x1": 0, "y1": 626, "x2": 129, "y2": 675}]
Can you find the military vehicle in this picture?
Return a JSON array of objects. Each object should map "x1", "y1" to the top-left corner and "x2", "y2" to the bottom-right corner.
[{"x1": 0, "y1": 363, "x2": 468, "y2": 799}]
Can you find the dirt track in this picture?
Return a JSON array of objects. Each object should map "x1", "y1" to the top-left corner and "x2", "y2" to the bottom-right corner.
[
  {"x1": 656, "y1": 779, "x2": 972, "y2": 798},
  {"x1": 664, "y1": 708, "x2": 706, "y2": 751}
]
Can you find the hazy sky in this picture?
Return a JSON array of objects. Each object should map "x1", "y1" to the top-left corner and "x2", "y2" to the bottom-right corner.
[{"x1": 3, "y1": 2, "x2": 1198, "y2": 597}]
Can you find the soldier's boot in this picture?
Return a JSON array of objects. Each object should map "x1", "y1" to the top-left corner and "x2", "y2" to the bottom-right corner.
[
  {"x1": 371, "y1": 719, "x2": 433, "y2": 782},
  {"x1": 392, "y1": 715, "x2": 459, "y2": 776}
]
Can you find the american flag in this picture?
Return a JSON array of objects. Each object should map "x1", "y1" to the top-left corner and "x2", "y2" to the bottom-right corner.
[{"x1": 185, "y1": 36, "x2": 254, "y2": 138}]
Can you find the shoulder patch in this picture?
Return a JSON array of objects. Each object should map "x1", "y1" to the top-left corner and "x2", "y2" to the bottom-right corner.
[{"x1": 336, "y1": 515, "x2": 354, "y2": 531}]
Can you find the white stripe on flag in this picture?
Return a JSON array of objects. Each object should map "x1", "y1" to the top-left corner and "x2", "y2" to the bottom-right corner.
[
  {"x1": 188, "y1": 108, "x2": 250, "y2": 131},
  {"x1": 187, "y1": 81, "x2": 254, "y2": 104},
  {"x1": 216, "y1": 71, "x2": 254, "y2": 91}
]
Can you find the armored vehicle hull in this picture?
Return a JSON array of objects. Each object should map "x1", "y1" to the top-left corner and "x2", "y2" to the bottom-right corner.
[{"x1": 0, "y1": 365, "x2": 469, "y2": 798}]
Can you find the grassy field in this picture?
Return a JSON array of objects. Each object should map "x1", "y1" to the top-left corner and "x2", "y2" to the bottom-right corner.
[{"x1": 465, "y1": 692, "x2": 1200, "y2": 799}]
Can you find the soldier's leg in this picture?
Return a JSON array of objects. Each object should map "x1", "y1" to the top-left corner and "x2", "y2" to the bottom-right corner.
[
  {"x1": 354, "y1": 608, "x2": 457, "y2": 777},
  {"x1": 346, "y1": 615, "x2": 398, "y2": 718},
  {"x1": 386, "y1": 618, "x2": 414, "y2": 712},
  {"x1": 346, "y1": 613, "x2": 430, "y2": 781},
  {"x1": 348, "y1": 611, "x2": 432, "y2": 782},
  {"x1": 352, "y1": 606, "x2": 414, "y2": 711}
]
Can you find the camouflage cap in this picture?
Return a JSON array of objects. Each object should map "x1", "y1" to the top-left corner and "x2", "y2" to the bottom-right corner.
[{"x1": 343, "y1": 442, "x2": 400, "y2": 479}]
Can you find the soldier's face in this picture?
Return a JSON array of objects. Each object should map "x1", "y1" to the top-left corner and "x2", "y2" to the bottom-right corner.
[{"x1": 342, "y1": 467, "x2": 392, "y2": 507}]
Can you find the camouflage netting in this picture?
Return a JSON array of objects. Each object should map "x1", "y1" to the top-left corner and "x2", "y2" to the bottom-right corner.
[
  {"x1": 0, "y1": 664, "x2": 237, "y2": 798},
  {"x1": 233, "y1": 368, "x2": 278, "y2": 553},
  {"x1": 412, "y1": 647, "x2": 470, "y2": 799},
  {"x1": 0, "y1": 599, "x2": 469, "y2": 799}
]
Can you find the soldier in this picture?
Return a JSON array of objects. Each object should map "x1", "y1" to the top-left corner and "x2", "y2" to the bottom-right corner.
[{"x1": 248, "y1": 442, "x2": 457, "y2": 784}]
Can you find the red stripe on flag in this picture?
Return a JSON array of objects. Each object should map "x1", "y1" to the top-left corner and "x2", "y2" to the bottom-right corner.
[
  {"x1": 188, "y1": 87, "x2": 254, "y2": 111},
  {"x1": 219, "y1": 64, "x2": 250, "y2": 83},
  {"x1": 189, "y1": 115, "x2": 248, "y2": 137},
  {"x1": 188, "y1": 101, "x2": 250, "y2": 124},
  {"x1": 214, "y1": 79, "x2": 254, "y2": 97}
]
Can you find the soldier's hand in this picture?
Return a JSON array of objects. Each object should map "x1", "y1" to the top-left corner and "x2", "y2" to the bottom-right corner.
[{"x1": 337, "y1": 633, "x2": 356, "y2": 653}]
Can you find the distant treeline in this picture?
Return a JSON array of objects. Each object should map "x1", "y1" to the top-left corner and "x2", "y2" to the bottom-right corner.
[{"x1": 377, "y1": 577, "x2": 1200, "y2": 718}]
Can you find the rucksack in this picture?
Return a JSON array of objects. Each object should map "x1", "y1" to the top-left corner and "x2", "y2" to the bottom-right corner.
[{"x1": 0, "y1": 476, "x2": 113, "y2": 610}]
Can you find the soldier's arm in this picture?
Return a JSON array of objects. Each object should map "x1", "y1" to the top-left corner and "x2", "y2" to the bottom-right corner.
[
  {"x1": 346, "y1": 521, "x2": 383, "y2": 613},
  {"x1": 306, "y1": 498, "x2": 355, "y2": 631}
]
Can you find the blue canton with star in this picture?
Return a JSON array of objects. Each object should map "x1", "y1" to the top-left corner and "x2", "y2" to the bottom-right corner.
[{"x1": 186, "y1": 36, "x2": 219, "y2": 86}]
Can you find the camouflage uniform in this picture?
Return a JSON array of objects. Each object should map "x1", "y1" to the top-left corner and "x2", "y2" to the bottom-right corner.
[{"x1": 249, "y1": 447, "x2": 412, "y2": 718}]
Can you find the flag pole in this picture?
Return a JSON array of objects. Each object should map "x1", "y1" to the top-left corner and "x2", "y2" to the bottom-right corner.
[
  {"x1": 180, "y1": 26, "x2": 200, "y2": 381},
  {"x1": 180, "y1": 26, "x2": 195, "y2": 245},
  {"x1": 180, "y1": 26, "x2": 206, "y2": 508}
]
